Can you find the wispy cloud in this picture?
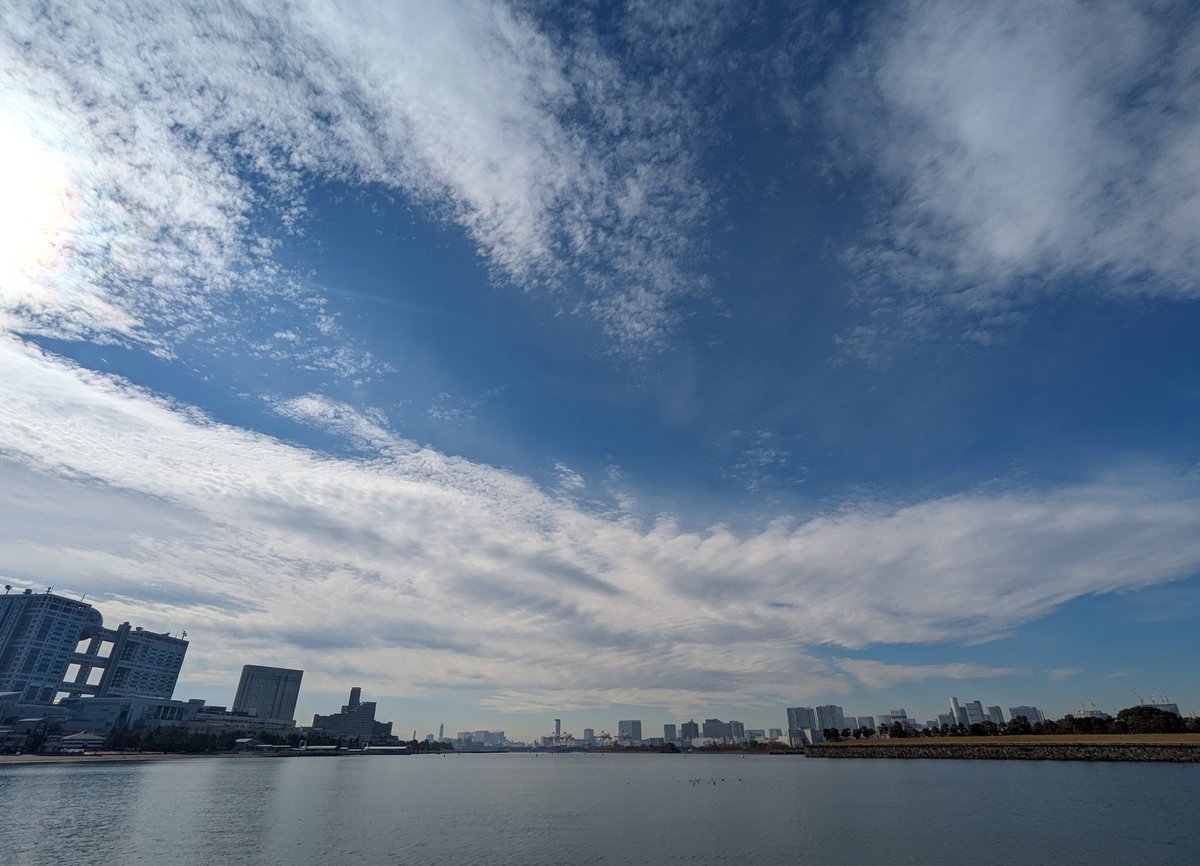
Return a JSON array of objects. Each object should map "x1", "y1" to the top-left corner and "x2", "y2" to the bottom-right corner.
[
  {"x1": 837, "y1": 660, "x2": 1025, "y2": 691},
  {"x1": 826, "y1": 0, "x2": 1200, "y2": 350},
  {"x1": 0, "y1": 0, "x2": 709, "y2": 355},
  {"x1": 3, "y1": 335, "x2": 1200, "y2": 709}
]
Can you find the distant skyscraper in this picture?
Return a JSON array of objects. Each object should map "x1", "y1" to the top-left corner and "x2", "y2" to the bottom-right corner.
[
  {"x1": 311, "y1": 686, "x2": 393, "y2": 743},
  {"x1": 0, "y1": 589, "x2": 187, "y2": 705},
  {"x1": 813, "y1": 705, "x2": 845, "y2": 732},
  {"x1": 949, "y1": 697, "x2": 968, "y2": 726},
  {"x1": 663, "y1": 723, "x2": 677, "y2": 740},
  {"x1": 618, "y1": 719, "x2": 642, "y2": 743},
  {"x1": 233, "y1": 665, "x2": 303, "y2": 723},
  {"x1": 554, "y1": 718, "x2": 561, "y2": 738},
  {"x1": 702, "y1": 718, "x2": 733, "y2": 741},
  {"x1": 583, "y1": 727, "x2": 595, "y2": 744},
  {"x1": 786, "y1": 706, "x2": 817, "y2": 734},
  {"x1": 986, "y1": 705, "x2": 1005, "y2": 726},
  {"x1": 1008, "y1": 706, "x2": 1045, "y2": 724},
  {"x1": 680, "y1": 719, "x2": 699, "y2": 740},
  {"x1": 729, "y1": 720, "x2": 745, "y2": 742},
  {"x1": 857, "y1": 716, "x2": 875, "y2": 731},
  {"x1": 964, "y1": 701, "x2": 985, "y2": 725},
  {"x1": 439, "y1": 723, "x2": 444, "y2": 740}
]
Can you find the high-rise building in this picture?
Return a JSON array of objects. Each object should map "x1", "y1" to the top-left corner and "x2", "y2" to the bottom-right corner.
[
  {"x1": 964, "y1": 701, "x2": 985, "y2": 725},
  {"x1": 856, "y1": 716, "x2": 876, "y2": 731},
  {"x1": 0, "y1": 589, "x2": 187, "y2": 705},
  {"x1": 582, "y1": 727, "x2": 595, "y2": 744},
  {"x1": 554, "y1": 718, "x2": 561, "y2": 738},
  {"x1": 702, "y1": 718, "x2": 732, "y2": 741},
  {"x1": 729, "y1": 720, "x2": 745, "y2": 742},
  {"x1": 663, "y1": 723, "x2": 677, "y2": 741},
  {"x1": 949, "y1": 697, "x2": 967, "y2": 726},
  {"x1": 617, "y1": 719, "x2": 642, "y2": 744},
  {"x1": 232, "y1": 665, "x2": 302, "y2": 724},
  {"x1": 311, "y1": 686, "x2": 393, "y2": 743},
  {"x1": 680, "y1": 719, "x2": 699, "y2": 741},
  {"x1": 814, "y1": 705, "x2": 845, "y2": 732},
  {"x1": 786, "y1": 706, "x2": 816, "y2": 735},
  {"x1": 1008, "y1": 706, "x2": 1045, "y2": 724},
  {"x1": 986, "y1": 705, "x2": 1005, "y2": 726}
]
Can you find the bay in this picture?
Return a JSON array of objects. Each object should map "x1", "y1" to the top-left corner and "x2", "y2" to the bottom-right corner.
[{"x1": 1, "y1": 753, "x2": 1196, "y2": 865}]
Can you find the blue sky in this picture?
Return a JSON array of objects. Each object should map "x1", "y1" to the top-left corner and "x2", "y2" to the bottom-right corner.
[{"x1": 2, "y1": 0, "x2": 1199, "y2": 739}]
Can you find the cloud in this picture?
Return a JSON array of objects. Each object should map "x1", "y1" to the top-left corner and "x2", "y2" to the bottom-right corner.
[
  {"x1": 1046, "y1": 667, "x2": 1081, "y2": 683},
  {"x1": 3, "y1": 335, "x2": 1200, "y2": 711},
  {"x1": 826, "y1": 0, "x2": 1200, "y2": 346},
  {"x1": 837, "y1": 660, "x2": 1025, "y2": 691},
  {"x1": 0, "y1": 0, "x2": 709, "y2": 354}
]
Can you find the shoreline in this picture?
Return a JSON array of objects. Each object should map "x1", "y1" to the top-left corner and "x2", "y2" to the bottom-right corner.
[{"x1": 805, "y1": 734, "x2": 1200, "y2": 762}]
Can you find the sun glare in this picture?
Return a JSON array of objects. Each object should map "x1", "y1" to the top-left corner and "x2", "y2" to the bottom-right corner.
[{"x1": 0, "y1": 104, "x2": 74, "y2": 298}]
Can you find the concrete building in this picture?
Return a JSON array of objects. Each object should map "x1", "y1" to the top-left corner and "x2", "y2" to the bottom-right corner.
[
  {"x1": 680, "y1": 719, "x2": 699, "y2": 741},
  {"x1": 814, "y1": 705, "x2": 845, "y2": 733},
  {"x1": 57, "y1": 695, "x2": 203, "y2": 736},
  {"x1": 232, "y1": 665, "x2": 302, "y2": 725},
  {"x1": 1008, "y1": 706, "x2": 1045, "y2": 724},
  {"x1": 949, "y1": 697, "x2": 967, "y2": 727},
  {"x1": 582, "y1": 727, "x2": 595, "y2": 745},
  {"x1": 786, "y1": 706, "x2": 816, "y2": 743},
  {"x1": 986, "y1": 705, "x2": 1006, "y2": 726},
  {"x1": 729, "y1": 720, "x2": 745, "y2": 742},
  {"x1": 310, "y1": 687, "x2": 394, "y2": 744},
  {"x1": 0, "y1": 690, "x2": 18, "y2": 723},
  {"x1": 856, "y1": 716, "x2": 875, "y2": 731},
  {"x1": 617, "y1": 719, "x2": 642, "y2": 744},
  {"x1": 663, "y1": 723, "x2": 677, "y2": 741},
  {"x1": 964, "y1": 701, "x2": 986, "y2": 725},
  {"x1": 0, "y1": 589, "x2": 187, "y2": 705},
  {"x1": 767, "y1": 728, "x2": 783, "y2": 740},
  {"x1": 702, "y1": 718, "x2": 732, "y2": 741}
]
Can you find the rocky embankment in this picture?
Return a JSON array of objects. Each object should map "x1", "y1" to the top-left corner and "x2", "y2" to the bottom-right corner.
[{"x1": 805, "y1": 740, "x2": 1200, "y2": 762}]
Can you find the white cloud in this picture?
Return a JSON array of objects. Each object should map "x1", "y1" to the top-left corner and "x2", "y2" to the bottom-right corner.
[
  {"x1": 0, "y1": 0, "x2": 707, "y2": 354},
  {"x1": 827, "y1": 0, "x2": 1200, "y2": 342},
  {"x1": 837, "y1": 660, "x2": 1024, "y2": 691},
  {"x1": 2, "y1": 335, "x2": 1199, "y2": 712}
]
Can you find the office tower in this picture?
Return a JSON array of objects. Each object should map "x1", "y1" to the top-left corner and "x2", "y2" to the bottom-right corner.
[
  {"x1": 949, "y1": 697, "x2": 968, "y2": 726},
  {"x1": 986, "y1": 705, "x2": 1005, "y2": 726},
  {"x1": 857, "y1": 716, "x2": 875, "y2": 730},
  {"x1": 233, "y1": 665, "x2": 303, "y2": 723},
  {"x1": 663, "y1": 723, "x2": 677, "y2": 740},
  {"x1": 703, "y1": 718, "x2": 733, "y2": 741},
  {"x1": 680, "y1": 719, "x2": 699, "y2": 740},
  {"x1": 964, "y1": 701, "x2": 985, "y2": 725},
  {"x1": 767, "y1": 728, "x2": 783, "y2": 740},
  {"x1": 937, "y1": 713, "x2": 954, "y2": 728},
  {"x1": 555, "y1": 718, "x2": 561, "y2": 738},
  {"x1": 786, "y1": 706, "x2": 817, "y2": 733},
  {"x1": 617, "y1": 719, "x2": 642, "y2": 743},
  {"x1": 0, "y1": 589, "x2": 187, "y2": 705},
  {"x1": 439, "y1": 723, "x2": 444, "y2": 740},
  {"x1": 583, "y1": 727, "x2": 595, "y2": 744},
  {"x1": 1008, "y1": 706, "x2": 1045, "y2": 724},
  {"x1": 311, "y1": 686, "x2": 393, "y2": 743},
  {"x1": 729, "y1": 720, "x2": 745, "y2": 742},
  {"x1": 814, "y1": 705, "x2": 845, "y2": 732}
]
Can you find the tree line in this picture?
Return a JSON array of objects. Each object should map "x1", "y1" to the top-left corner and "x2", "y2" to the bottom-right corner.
[{"x1": 822, "y1": 706, "x2": 1199, "y2": 742}]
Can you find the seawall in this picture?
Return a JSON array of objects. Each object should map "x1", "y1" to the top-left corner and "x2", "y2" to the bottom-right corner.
[{"x1": 804, "y1": 741, "x2": 1200, "y2": 762}]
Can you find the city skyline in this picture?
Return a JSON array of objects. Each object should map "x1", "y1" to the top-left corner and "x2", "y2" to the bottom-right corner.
[{"x1": 3, "y1": 1, "x2": 1200, "y2": 742}]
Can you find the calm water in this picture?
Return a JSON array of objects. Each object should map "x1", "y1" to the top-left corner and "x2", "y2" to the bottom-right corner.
[{"x1": 1, "y1": 753, "x2": 1197, "y2": 865}]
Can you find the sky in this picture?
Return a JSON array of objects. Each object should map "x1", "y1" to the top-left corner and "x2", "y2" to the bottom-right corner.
[{"x1": 1, "y1": 0, "x2": 1199, "y2": 740}]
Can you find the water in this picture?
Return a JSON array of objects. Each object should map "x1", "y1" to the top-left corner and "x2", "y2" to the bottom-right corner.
[{"x1": 1, "y1": 753, "x2": 1197, "y2": 865}]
